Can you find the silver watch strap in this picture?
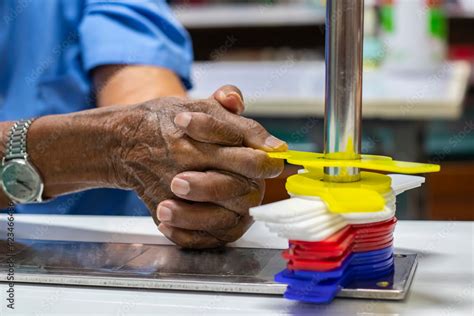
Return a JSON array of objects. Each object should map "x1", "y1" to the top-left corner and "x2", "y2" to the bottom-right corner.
[{"x1": 4, "y1": 119, "x2": 34, "y2": 161}]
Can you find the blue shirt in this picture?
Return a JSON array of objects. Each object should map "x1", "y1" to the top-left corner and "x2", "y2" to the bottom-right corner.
[{"x1": 0, "y1": 0, "x2": 193, "y2": 215}]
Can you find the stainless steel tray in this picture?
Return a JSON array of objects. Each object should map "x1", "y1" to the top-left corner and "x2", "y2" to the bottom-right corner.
[{"x1": 0, "y1": 240, "x2": 417, "y2": 300}]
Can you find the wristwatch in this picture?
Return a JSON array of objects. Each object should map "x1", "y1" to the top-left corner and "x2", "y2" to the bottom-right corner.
[{"x1": 0, "y1": 119, "x2": 44, "y2": 204}]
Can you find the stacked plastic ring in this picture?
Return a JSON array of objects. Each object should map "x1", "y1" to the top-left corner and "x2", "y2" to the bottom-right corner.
[
  {"x1": 250, "y1": 150, "x2": 440, "y2": 304},
  {"x1": 278, "y1": 219, "x2": 397, "y2": 303},
  {"x1": 252, "y1": 194, "x2": 399, "y2": 303}
]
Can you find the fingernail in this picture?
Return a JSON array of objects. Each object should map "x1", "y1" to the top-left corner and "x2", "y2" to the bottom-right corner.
[
  {"x1": 174, "y1": 113, "x2": 192, "y2": 128},
  {"x1": 171, "y1": 178, "x2": 191, "y2": 195},
  {"x1": 226, "y1": 92, "x2": 244, "y2": 113},
  {"x1": 264, "y1": 136, "x2": 287, "y2": 150},
  {"x1": 217, "y1": 90, "x2": 226, "y2": 100},
  {"x1": 157, "y1": 205, "x2": 172, "y2": 222},
  {"x1": 226, "y1": 91, "x2": 242, "y2": 102}
]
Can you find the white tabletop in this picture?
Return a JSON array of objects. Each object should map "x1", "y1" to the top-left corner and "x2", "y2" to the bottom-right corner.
[
  {"x1": 190, "y1": 61, "x2": 471, "y2": 119},
  {"x1": 0, "y1": 215, "x2": 472, "y2": 315}
]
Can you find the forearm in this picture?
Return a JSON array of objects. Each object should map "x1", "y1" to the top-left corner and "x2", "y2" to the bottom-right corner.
[
  {"x1": 93, "y1": 65, "x2": 187, "y2": 107},
  {"x1": 0, "y1": 107, "x2": 123, "y2": 208},
  {"x1": 0, "y1": 66, "x2": 187, "y2": 208}
]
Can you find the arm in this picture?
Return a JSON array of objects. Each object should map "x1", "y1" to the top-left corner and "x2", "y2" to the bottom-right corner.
[
  {"x1": 0, "y1": 110, "x2": 116, "y2": 208},
  {"x1": 92, "y1": 64, "x2": 246, "y2": 114},
  {"x1": 0, "y1": 93, "x2": 287, "y2": 249},
  {"x1": 0, "y1": 86, "x2": 264, "y2": 208},
  {"x1": 21, "y1": 64, "x2": 187, "y2": 196},
  {"x1": 92, "y1": 65, "x2": 187, "y2": 107},
  {"x1": 79, "y1": 1, "x2": 193, "y2": 107},
  {"x1": 32, "y1": 65, "x2": 242, "y2": 199}
]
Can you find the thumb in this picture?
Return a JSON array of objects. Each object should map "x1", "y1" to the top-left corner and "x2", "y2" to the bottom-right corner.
[{"x1": 210, "y1": 85, "x2": 245, "y2": 115}]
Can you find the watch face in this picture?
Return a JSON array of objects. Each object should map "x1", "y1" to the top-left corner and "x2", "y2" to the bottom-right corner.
[{"x1": 1, "y1": 159, "x2": 43, "y2": 203}]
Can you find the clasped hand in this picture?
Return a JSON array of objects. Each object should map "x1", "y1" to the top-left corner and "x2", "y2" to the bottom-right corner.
[{"x1": 108, "y1": 85, "x2": 287, "y2": 248}]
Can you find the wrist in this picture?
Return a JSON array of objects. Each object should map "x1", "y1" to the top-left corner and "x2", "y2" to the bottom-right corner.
[{"x1": 27, "y1": 108, "x2": 123, "y2": 196}]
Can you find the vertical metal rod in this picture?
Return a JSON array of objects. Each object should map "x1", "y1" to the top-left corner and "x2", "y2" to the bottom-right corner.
[{"x1": 323, "y1": 0, "x2": 364, "y2": 183}]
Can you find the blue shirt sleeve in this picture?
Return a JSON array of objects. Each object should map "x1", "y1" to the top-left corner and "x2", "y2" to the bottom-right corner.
[{"x1": 79, "y1": 0, "x2": 193, "y2": 89}]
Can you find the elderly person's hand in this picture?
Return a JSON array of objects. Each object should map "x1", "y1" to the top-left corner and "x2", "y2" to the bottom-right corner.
[
  {"x1": 107, "y1": 86, "x2": 286, "y2": 248},
  {"x1": 16, "y1": 86, "x2": 286, "y2": 249}
]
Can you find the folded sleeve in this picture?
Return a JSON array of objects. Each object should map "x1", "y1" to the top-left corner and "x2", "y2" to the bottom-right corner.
[{"x1": 79, "y1": 0, "x2": 193, "y2": 89}]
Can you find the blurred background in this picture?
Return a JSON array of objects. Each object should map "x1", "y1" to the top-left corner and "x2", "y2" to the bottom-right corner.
[{"x1": 168, "y1": 0, "x2": 474, "y2": 221}]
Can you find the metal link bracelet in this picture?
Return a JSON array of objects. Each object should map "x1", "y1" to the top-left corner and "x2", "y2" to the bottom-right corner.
[{"x1": 4, "y1": 119, "x2": 34, "y2": 162}]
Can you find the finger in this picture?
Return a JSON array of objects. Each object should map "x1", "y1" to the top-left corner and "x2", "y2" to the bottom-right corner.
[
  {"x1": 217, "y1": 179, "x2": 265, "y2": 216},
  {"x1": 158, "y1": 202, "x2": 253, "y2": 244},
  {"x1": 211, "y1": 85, "x2": 244, "y2": 114},
  {"x1": 170, "y1": 171, "x2": 251, "y2": 202},
  {"x1": 183, "y1": 97, "x2": 287, "y2": 151},
  {"x1": 170, "y1": 171, "x2": 264, "y2": 216},
  {"x1": 210, "y1": 146, "x2": 284, "y2": 179},
  {"x1": 209, "y1": 215, "x2": 254, "y2": 243},
  {"x1": 157, "y1": 199, "x2": 240, "y2": 231},
  {"x1": 238, "y1": 117, "x2": 288, "y2": 151},
  {"x1": 158, "y1": 223, "x2": 225, "y2": 249},
  {"x1": 174, "y1": 112, "x2": 243, "y2": 146},
  {"x1": 212, "y1": 110, "x2": 287, "y2": 152}
]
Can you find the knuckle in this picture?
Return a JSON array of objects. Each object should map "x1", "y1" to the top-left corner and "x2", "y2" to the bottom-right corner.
[
  {"x1": 238, "y1": 150, "x2": 258, "y2": 178},
  {"x1": 193, "y1": 112, "x2": 212, "y2": 123},
  {"x1": 165, "y1": 228, "x2": 181, "y2": 245},
  {"x1": 225, "y1": 128, "x2": 244, "y2": 145},
  {"x1": 219, "y1": 181, "x2": 261, "y2": 213},
  {"x1": 249, "y1": 150, "x2": 271, "y2": 178},
  {"x1": 169, "y1": 146, "x2": 194, "y2": 169},
  {"x1": 203, "y1": 114, "x2": 243, "y2": 145},
  {"x1": 214, "y1": 217, "x2": 251, "y2": 243},
  {"x1": 248, "y1": 179, "x2": 266, "y2": 207},
  {"x1": 176, "y1": 239, "x2": 194, "y2": 249},
  {"x1": 255, "y1": 178, "x2": 266, "y2": 191},
  {"x1": 169, "y1": 231, "x2": 195, "y2": 249},
  {"x1": 272, "y1": 159, "x2": 285, "y2": 177},
  {"x1": 230, "y1": 193, "x2": 259, "y2": 215},
  {"x1": 215, "y1": 122, "x2": 243, "y2": 145},
  {"x1": 245, "y1": 119, "x2": 268, "y2": 137},
  {"x1": 213, "y1": 229, "x2": 238, "y2": 243},
  {"x1": 178, "y1": 239, "x2": 195, "y2": 249},
  {"x1": 186, "y1": 100, "x2": 206, "y2": 112},
  {"x1": 194, "y1": 99, "x2": 218, "y2": 112},
  {"x1": 223, "y1": 233, "x2": 240, "y2": 243},
  {"x1": 246, "y1": 151, "x2": 284, "y2": 179},
  {"x1": 214, "y1": 211, "x2": 240, "y2": 230},
  {"x1": 207, "y1": 115, "x2": 222, "y2": 131},
  {"x1": 170, "y1": 138, "x2": 194, "y2": 157},
  {"x1": 207, "y1": 239, "x2": 227, "y2": 249},
  {"x1": 204, "y1": 181, "x2": 222, "y2": 201},
  {"x1": 180, "y1": 231, "x2": 216, "y2": 249},
  {"x1": 162, "y1": 96, "x2": 185, "y2": 105},
  {"x1": 232, "y1": 174, "x2": 252, "y2": 195},
  {"x1": 226, "y1": 213, "x2": 241, "y2": 228}
]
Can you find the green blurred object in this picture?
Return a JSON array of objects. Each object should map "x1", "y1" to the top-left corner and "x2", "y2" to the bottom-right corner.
[
  {"x1": 428, "y1": 8, "x2": 447, "y2": 40},
  {"x1": 380, "y1": 5, "x2": 394, "y2": 33}
]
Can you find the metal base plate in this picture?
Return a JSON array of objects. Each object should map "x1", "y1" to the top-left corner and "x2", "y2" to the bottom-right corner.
[{"x1": 0, "y1": 240, "x2": 417, "y2": 300}]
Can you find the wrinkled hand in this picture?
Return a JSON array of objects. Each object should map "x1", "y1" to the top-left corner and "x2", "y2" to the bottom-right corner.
[{"x1": 108, "y1": 86, "x2": 287, "y2": 248}]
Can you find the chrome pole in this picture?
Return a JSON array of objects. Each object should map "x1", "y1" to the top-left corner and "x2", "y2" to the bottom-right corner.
[{"x1": 323, "y1": 0, "x2": 364, "y2": 182}]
